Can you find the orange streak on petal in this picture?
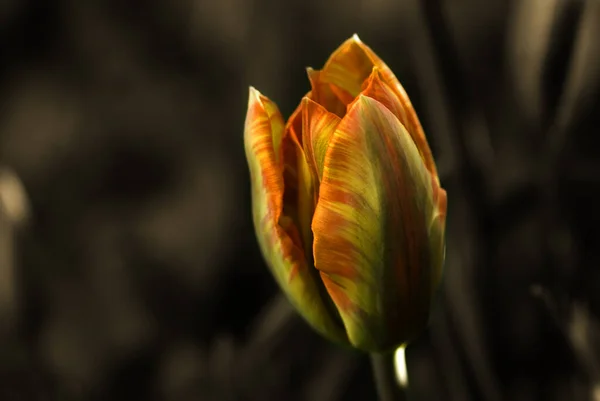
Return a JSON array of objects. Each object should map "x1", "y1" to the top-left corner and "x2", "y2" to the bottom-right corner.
[
  {"x1": 244, "y1": 87, "x2": 310, "y2": 285},
  {"x1": 320, "y1": 35, "x2": 439, "y2": 179},
  {"x1": 431, "y1": 175, "x2": 448, "y2": 222},
  {"x1": 307, "y1": 68, "x2": 347, "y2": 117},
  {"x1": 361, "y1": 67, "x2": 439, "y2": 186},
  {"x1": 329, "y1": 84, "x2": 356, "y2": 106},
  {"x1": 302, "y1": 98, "x2": 341, "y2": 182},
  {"x1": 355, "y1": 38, "x2": 439, "y2": 179},
  {"x1": 313, "y1": 94, "x2": 436, "y2": 349},
  {"x1": 245, "y1": 87, "x2": 285, "y2": 222},
  {"x1": 245, "y1": 87, "x2": 348, "y2": 345},
  {"x1": 320, "y1": 272, "x2": 354, "y2": 312},
  {"x1": 285, "y1": 91, "x2": 310, "y2": 147},
  {"x1": 361, "y1": 68, "x2": 409, "y2": 132},
  {"x1": 321, "y1": 36, "x2": 375, "y2": 100}
]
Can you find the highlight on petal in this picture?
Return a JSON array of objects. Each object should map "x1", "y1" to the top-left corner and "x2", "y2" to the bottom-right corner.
[
  {"x1": 319, "y1": 34, "x2": 439, "y2": 179},
  {"x1": 244, "y1": 87, "x2": 348, "y2": 345},
  {"x1": 301, "y1": 97, "x2": 341, "y2": 182},
  {"x1": 312, "y1": 94, "x2": 440, "y2": 351}
]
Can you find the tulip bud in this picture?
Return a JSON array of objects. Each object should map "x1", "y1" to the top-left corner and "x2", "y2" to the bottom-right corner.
[{"x1": 244, "y1": 34, "x2": 447, "y2": 352}]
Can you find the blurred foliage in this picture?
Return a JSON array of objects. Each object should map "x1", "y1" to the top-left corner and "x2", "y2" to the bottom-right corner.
[{"x1": 0, "y1": 0, "x2": 598, "y2": 400}]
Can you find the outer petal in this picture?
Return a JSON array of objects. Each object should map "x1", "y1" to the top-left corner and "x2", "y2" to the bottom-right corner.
[
  {"x1": 244, "y1": 87, "x2": 347, "y2": 344},
  {"x1": 361, "y1": 67, "x2": 448, "y2": 289},
  {"x1": 320, "y1": 34, "x2": 439, "y2": 180},
  {"x1": 312, "y1": 95, "x2": 443, "y2": 351}
]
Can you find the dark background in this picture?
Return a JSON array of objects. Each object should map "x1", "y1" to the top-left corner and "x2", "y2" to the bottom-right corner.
[{"x1": 0, "y1": 0, "x2": 599, "y2": 400}]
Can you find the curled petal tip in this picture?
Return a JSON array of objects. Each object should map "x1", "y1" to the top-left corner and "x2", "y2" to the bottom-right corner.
[{"x1": 352, "y1": 33, "x2": 362, "y2": 43}]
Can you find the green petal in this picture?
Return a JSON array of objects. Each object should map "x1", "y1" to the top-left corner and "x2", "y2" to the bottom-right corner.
[
  {"x1": 312, "y1": 94, "x2": 442, "y2": 351},
  {"x1": 428, "y1": 176, "x2": 447, "y2": 292}
]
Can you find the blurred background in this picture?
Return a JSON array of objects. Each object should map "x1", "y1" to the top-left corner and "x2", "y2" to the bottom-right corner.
[{"x1": 0, "y1": 0, "x2": 599, "y2": 400}]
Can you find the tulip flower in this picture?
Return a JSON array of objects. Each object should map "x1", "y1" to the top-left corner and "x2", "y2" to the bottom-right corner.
[{"x1": 244, "y1": 34, "x2": 447, "y2": 352}]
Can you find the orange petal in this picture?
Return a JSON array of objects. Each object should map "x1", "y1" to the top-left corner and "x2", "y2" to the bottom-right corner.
[
  {"x1": 244, "y1": 87, "x2": 347, "y2": 345},
  {"x1": 357, "y1": 38, "x2": 439, "y2": 180},
  {"x1": 283, "y1": 97, "x2": 318, "y2": 255},
  {"x1": 360, "y1": 67, "x2": 438, "y2": 178},
  {"x1": 360, "y1": 67, "x2": 409, "y2": 133},
  {"x1": 285, "y1": 92, "x2": 308, "y2": 147},
  {"x1": 312, "y1": 94, "x2": 442, "y2": 351},
  {"x1": 245, "y1": 87, "x2": 286, "y2": 218},
  {"x1": 306, "y1": 67, "x2": 347, "y2": 117},
  {"x1": 321, "y1": 34, "x2": 439, "y2": 179},
  {"x1": 301, "y1": 97, "x2": 341, "y2": 182},
  {"x1": 320, "y1": 35, "x2": 374, "y2": 104}
]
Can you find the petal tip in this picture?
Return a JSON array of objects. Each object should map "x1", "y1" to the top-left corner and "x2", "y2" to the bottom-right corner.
[
  {"x1": 351, "y1": 33, "x2": 362, "y2": 43},
  {"x1": 364, "y1": 66, "x2": 384, "y2": 89},
  {"x1": 248, "y1": 86, "x2": 262, "y2": 105},
  {"x1": 306, "y1": 66, "x2": 317, "y2": 80},
  {"x1": 355, "y1": 93, "x2": 371, "y2": 105}
]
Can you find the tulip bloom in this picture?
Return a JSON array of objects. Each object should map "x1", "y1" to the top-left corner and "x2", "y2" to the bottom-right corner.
[{"x1": 244, "y1": 34, "x2": 447, "y2": 352}]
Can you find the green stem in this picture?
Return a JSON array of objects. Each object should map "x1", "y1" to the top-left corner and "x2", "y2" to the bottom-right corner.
[{"x1": 370, "y1": 351, "x2": 409, "y2": 401}]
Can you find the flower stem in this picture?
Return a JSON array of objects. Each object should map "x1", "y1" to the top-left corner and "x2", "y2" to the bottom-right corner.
[{"x1": 370, "y1": 351, "x2": 409, "y2": 401}]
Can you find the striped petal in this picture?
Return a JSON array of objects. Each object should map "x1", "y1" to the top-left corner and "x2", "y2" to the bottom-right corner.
[
  {"x1": 301, "y1": 97, "x2": 341, "y2": 182},
  {"x1": 320, "y1": 34, "x2": 439, "y2": 179},
  {"x1": 306, "y1": 67, "x2": 346, "y2": 117},
  {"x1": 360, "y1": 67, "x2": 410, "y2": 137},
  {"x1": 320, "y1": 35, "x2": 374, "y2": 104},
  {"x1": 312, "y1": 95, "x2": 441, "y2": 351},
  {"x1": 244, "y1": 87, "x2": 347, "y2": 344},
  {"x1": 284, "y1": 98, "x2": 317, "y2": 253}
]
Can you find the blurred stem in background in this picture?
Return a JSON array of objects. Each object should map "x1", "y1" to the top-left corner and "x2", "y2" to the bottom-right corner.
[
  {"x1": 371, "y1": 348, "x2": 408, "y2": 401},
  {"x1": 0, "y1": 167, "x2": 30, "y2": 336}
]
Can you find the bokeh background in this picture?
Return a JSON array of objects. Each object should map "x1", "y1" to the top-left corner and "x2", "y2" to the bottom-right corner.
[{"x1": 0, "y1": 0, "x2": 599, "y2": 400}]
